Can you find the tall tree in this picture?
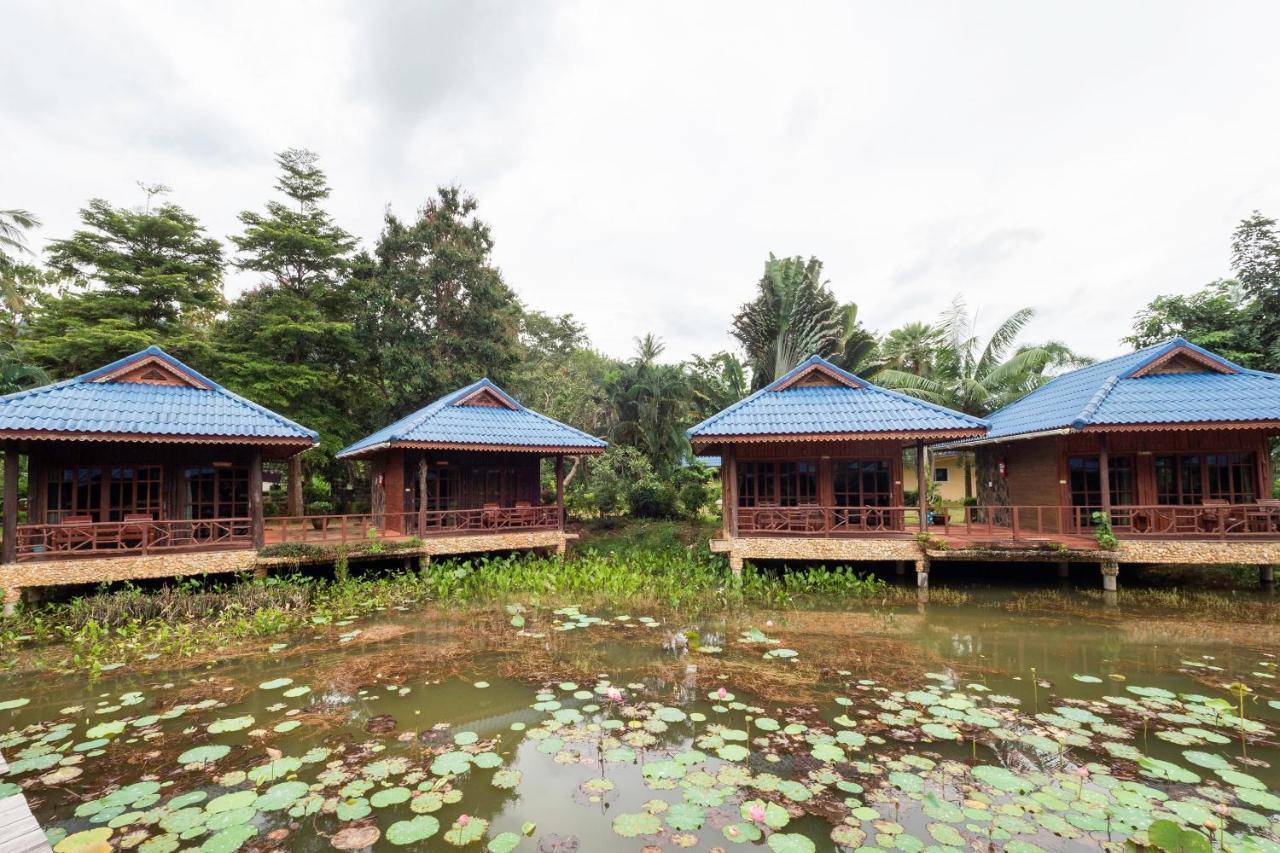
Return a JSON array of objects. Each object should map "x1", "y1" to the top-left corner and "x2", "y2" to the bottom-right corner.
[
  {"x1": 605, "y1": 335, "x2": 693, "y2": 470},
  {"x1": 731, "y1": 253, "x2": 875, "y2": 390},
  {"x1": 880, "y1": 321, "x2": 944, "y2": 376},
  {"x1": 1231, "y1": 211, "x2": 1280, "y2": 371},
  {"x1": 351, "y1": 186, "x2": 523, "y2": 425},
  {"x1": 686, "y1": 351, "x2": 749, "y2": 422},
  {"x1": 1126, "y1": 279, "x2": 1259, "y2": 367},
  {"x1": 0, "y1": 208, "x2": 41, "y2": 313},
  {"x1": 507, "y1": 310, "x2": 614, "y2": 439},
  {"x1": 218, "y1": 150, "x2": 359, "y2": 479},
  {"x1": 27, "y1": 196, "x2": 224, "y2": 375}
]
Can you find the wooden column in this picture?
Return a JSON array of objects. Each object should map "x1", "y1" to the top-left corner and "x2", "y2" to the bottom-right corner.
[
  {"x1": 2, "y1": 450, "x2": 17, "y2": 564},
  {"x1": 1098, "y1": 434, "x2": 1111, "y2": 517},
  {"x1": 249, "y1": 450, "x2": 264, "y2": 549},
  {"x1": 286, "y1": 455, "x2": 304, "y2": 516},
  {"x1": 916, "y1": 440, "x2": 928, "y2": 532},
  {"x1": 723, "y1": 446, "x2": 738, "y2": 538},
  {"x1": 382, "y1": 448, "x2": 405, "y2": 532},
  {"x1": 417, "y1": 456, "x2": 428, "y2": 536},
  {"x1": 554, "y1": 454, "x2": 565, "y2": 530}
]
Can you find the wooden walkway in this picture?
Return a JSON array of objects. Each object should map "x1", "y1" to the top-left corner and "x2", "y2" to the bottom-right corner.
[{"x1": 0, "y1": 753, "x2": 51, "y2": 853}]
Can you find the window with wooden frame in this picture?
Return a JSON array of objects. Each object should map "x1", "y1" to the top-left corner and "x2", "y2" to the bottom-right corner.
[
  {"x1": 184, "y1": 466, "x2": 250, "y2": 519},
  {"x1": 832, "y1": 459, "x2": 893, "y2": 507},
  {"x1": 1154, "y1": 452, "x2": 1256, "y2": 505},
  {"x1": 107, "y1": 466, "x2": 162, "y2": 521},
  {"x1": 1068, "y1": 454, "x2": 1136, "y2": 512},
  {"x1": 414, "y1": 467, "x2": 460, "y2": 512},
  {"x1": 736, "y1": 461, "x2": 818, "y2": 507},
  {"x1": 46, "y1": 467, "x2": 104, "y2": 523}
]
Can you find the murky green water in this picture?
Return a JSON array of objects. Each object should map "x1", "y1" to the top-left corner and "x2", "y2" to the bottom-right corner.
[{"x1": 3, "y1": 589, "x2": 1279, "y2": 852}]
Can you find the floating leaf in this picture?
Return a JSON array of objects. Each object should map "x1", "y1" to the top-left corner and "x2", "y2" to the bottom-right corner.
[
  {"x1": 444, "y1": 816, "x2": 488, "y2": 846},
  {"x1": 767, "y1": 834, "x2": 816, "y2": 853},
  {"x1": 207, "y1": 715, "x2": 254, "y2": 734},
  {"x1": 331, "y1": 825, "x2": 382, "y2": 850},
  {"x1": 612, "y1": 812, "x2": 661, "y2": 838},
  {"x1": 387, "y1": 816, "x2": 441, "y2": 846},
  {"x1": 258, "y1": 677, "x2": 293, "y2": 690}
]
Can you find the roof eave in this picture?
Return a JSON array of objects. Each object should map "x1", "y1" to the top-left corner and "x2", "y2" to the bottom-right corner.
[
  {"x1": 691, "y1": 428, "x2": 987, "y2": 450},
  {"x1": 337, "y1": 439, "x2": 607, "y2": 460}
]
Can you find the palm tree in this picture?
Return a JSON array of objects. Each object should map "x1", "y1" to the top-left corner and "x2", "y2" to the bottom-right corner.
[
  {"x1": 0, "y1": 341, "x2": 47, "y2": 394},
  {"x1": 605, "y1": 335, "x2": 693, "y2": 469},
  {"x1": 731, "y1": 254, "x2": 876, "y2": 390},
  {"x1": 0, "y1": 208, "x2": 41, "y2": 313},
  {"x1": 877, "y1": 297, "x2": 1090, "y2": 497},
  {"x1": 686, "y1": 351, "x2": 749, "y2": 421},
  {"x1": 880, "y1": 321, "x2": 944, "y2": 376}
]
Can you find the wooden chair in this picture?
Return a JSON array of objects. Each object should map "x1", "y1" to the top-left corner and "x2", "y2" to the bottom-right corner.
[
  {"x1": 52, "y1": 515, "x2": 96, "y2": 552},
  {"x1": 120, "y1": 513, "x2": 154, "y2": 549}
]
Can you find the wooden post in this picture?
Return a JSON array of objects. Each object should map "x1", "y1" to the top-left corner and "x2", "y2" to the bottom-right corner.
[
  {"x1": 554, "y1": 454, "x2": 565, "y2": 531},
  {"x1": 916, "y1": 440, "x2": 928, "y2": 532},
  {"x1": 1098, "y1": 434, "x2": 1111, "y2": 518},
  {"x1": 417, "y1": 456, "x2": 428, "y2": 536},
  {"x1": 732, "y1": 448, "x2": 742, "y2": 535},
  {"x1": 287, "y1": 454, "x2": 304, "y2": 517},
  {"x1": 2, "y1": 450, "x2": 17, "y2": 564},
  {"x1": 249, "y1": 451, "x2": 264, "y2": 549}
]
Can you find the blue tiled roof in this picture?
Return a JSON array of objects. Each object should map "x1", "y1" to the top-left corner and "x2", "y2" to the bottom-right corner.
[
  {"x1": 0, "y1": 346, "x2": 318, "y2": 443},
  {"x1": 687, "y1": 355, "x2": 987, "y2": 440},
  {"x1": 337, "y1": 379, "x2": 607, "y2": 458},
  {"x1": 980, "y1": 337, "x2": 1280, "y2": 439}
]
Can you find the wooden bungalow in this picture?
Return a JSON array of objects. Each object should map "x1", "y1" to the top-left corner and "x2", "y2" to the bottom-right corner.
[
  {"x1": 953, "y1": 338, "x2": 1280, "y2": 582},
  {"x1": 687, "y1": 355, "x2": 987, "y2": 573},
  {"x1": 331, "y1": 379, "x2": 606, "y2": 556},
  {"x1": 0, "y1": 347, "x2": 317, "y2": 586}
]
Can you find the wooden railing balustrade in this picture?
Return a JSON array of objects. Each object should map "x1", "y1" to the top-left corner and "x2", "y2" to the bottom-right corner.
[
  {"x1": 734, "y1": 503, "x2": 1280, "y2": 542},
  {"x1": 13, "y1": 517, "x2": 252, "y2": 561},
  {"x1": 265, "y1": 505, "x2": 561, "y2": 545}
]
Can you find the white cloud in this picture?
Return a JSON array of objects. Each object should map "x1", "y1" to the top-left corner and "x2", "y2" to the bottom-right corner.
[{"x1": 2, "y1": 0, "x2": 1278, "y2": 364}]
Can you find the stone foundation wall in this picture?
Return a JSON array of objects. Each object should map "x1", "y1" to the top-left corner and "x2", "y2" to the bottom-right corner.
[
  {"x1": 1114, "y1": 539, "x2": 1280, "y2": 565},
  {"x1": 1, "y1": 549, "x2": 259, "y2": 590},
  {"x1": 712, "y1": 537, "x2": 922, "y2": 564},
  {"x1": 2, "y1": 531, "x2": 575, "y2": 596}
]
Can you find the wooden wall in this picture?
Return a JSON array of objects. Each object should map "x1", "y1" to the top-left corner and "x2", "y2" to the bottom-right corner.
[{"x1": 982, "y1": 428, "x2": 1274, "y2": 509}]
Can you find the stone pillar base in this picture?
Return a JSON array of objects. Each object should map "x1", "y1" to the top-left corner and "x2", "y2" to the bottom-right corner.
[
  {"x1": 3, "y1": 586, "x2": 20, "y2": 618},
  {"x1": 1101, "y1": 559, "x2": 1119, "y2": 592},
  {"x1": 728, "y1": 553, "x2": 744, "y2": 576},
  {"x1": 915, "y1": 557, "x2": 930, "y2": 589},
  {"x1": 1260, "y1": 564, "x2": 1275, "y2": 585}
]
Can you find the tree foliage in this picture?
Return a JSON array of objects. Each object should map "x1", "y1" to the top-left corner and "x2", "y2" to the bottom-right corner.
[
  {"x1": 28, "y1": 197, "x2": 224, "y2": 375},
  {"x1": 605, "y1": 335, "x2": 693, "y2": 470},
  {"x1": 351, "y1": 187, "x2": 523, "y2": 426},
  {"x1": 731, "y1": 254, "x2": 876, "y2": 390},
  {"x1": 217, "y1": 150, "x2": 359, "y2": 465}
]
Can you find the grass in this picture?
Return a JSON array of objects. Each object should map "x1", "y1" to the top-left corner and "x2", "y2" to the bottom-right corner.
[{"x1": 0, "y1": 542, "x2": 896, "y2": 674}]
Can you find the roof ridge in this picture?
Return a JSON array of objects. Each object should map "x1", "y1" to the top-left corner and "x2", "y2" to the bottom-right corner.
[{"x1": 1071, "y1": 374, "x2": 1121, "y2": 428}]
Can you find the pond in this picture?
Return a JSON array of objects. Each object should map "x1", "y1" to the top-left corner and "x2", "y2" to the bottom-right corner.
[{"x1": 2, "y1": 587, "x2": 1279, "y2": 852}]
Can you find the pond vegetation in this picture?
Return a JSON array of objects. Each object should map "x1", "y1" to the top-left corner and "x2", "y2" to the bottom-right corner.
[{"x1": 1, "y1": 552, "x2": 1278, "y2": 852}]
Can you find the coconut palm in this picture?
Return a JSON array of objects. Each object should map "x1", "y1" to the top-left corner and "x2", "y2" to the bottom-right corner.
[
  {"x1": 686, "y1": 351, "x2": 749, "y2": 421},
  {"x1": 731, "y1": 254, "x2": 876, "y2": 390},
  {"x1": 0, "y1": 208, "x2": 41, "y2": 313},
  {"x1": 877, "y1": 297, "x2": 1090, "y2": 497}
]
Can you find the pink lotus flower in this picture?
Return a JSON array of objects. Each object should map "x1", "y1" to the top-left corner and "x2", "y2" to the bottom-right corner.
[
  {"x1": 457, "y1": 815, "x2": 470, "y2": 827},
  {"x1": 1075, "y1": 766, "x2": 1089, "y2": 778},
  {"x1": 748, "y1": 803, "x2": 766, "y2": 823},
  {"x1": 726, "y1": 826, "x2": 740, "y2": 837},
  {"x1": 606, "y1": 687, "x2": 623, "y2": 702},
  {"x1": 765, "y1": 620, "x2": 774, "y2": 627},
  {"x1": 717, "y1": 687, "x2": 728, "y2": 700}
]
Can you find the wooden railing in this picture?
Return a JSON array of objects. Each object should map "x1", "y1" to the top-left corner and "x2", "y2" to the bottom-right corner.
[
  {"x1": 14, "y1": 517, "x2": 252, "y2": 561},
  {"x1": 1107, "y1": 504, "x2": 1280, "y2": 540},
  {"x1": 737, "y1": 506, "x2": 922, "y2": 536},
  {"x1": 735, "y1": 503, "x2": 1280, "y2": 542},
  {"x1": 265, "y1": 506, "x2": 562, "y2": 545}
]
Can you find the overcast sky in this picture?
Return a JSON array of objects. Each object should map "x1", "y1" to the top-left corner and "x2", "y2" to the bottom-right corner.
[{"x1": 3, "y1": 1, "x2": 1278, "y2": 363}]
